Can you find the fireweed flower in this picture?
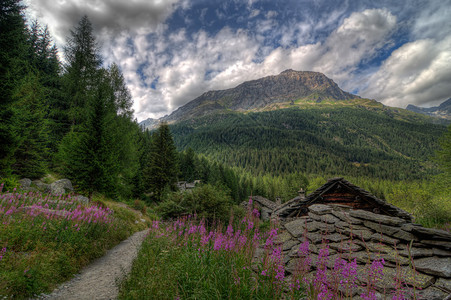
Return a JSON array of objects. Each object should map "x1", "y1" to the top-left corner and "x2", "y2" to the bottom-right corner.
[
  {"x1": 0, "y1": 247, "x2": 6, "y2": 261},
  {"x1": 252, "y1": 208, "x2": 260, "y2": 218}
]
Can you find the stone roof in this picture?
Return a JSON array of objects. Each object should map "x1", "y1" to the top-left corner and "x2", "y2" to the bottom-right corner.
[
  {"x1": 251, "y1": 195, "x2": 279, "y2": 210},
  {"x1": 254, "y1": 203, "x2": 451, "y2": 298},
  {"x1": 277, "y1": 177, "x2": 413, "y2": 221},
  {"x1": 273, "y1": 196, "x2": 304, "y2": 216}
]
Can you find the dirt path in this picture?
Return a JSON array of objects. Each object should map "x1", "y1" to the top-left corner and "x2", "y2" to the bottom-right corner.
[{"x1": 37, "y1": 229, "x2": 149, "y2": 300}]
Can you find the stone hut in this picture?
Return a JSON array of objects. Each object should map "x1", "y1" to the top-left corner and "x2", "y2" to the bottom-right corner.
[
  {"x1": 250, "y1": 178, "x2": 451, "y2": 299},
  {"x1": 258, "y1": 204, "x2": 451, "y2": 299},
  {"x1": 247, "y1": 196, "x2": 279, "y2": 221},
  {"x1": 275, "y1": 177, "x2": 413, "y2": 221}
]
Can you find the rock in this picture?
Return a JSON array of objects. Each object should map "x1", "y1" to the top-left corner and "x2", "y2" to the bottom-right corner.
[
  {"x1": 398, "y1": 245, "x2": 433, "y2": 258},
  {"x1": 72, "y1": 195, "x2": 89, "y2": 204},
  {"x1": 19, "y1": 178, "x2": 31, "y2": 189},
  {"x1": 365, "y1": 242, "x2": 394, "y2": 254},
  {"x1": 32, "y1": 180, "x2": 50, "y2": 192},
  {"x1": 363, "y1": 220, "x2": 400, "y2": 236},
  {"x1": 274, "y1": 231, "x2": 292, "y2": 245},
  {"x1": 322, "y1": 233, "x2": 347, "y2": 243},
  {"x1": 282, "y1": 240, "x2": 298, "y2": 251},
  {"x1": 435, "y1": 278, "x2": 451, "y2": 292},
  {"x1": 370, "y1": 232, "x2": 400, "y2": 245},
  {"x1": 329, "y1": 240, "x2": 362, "y2": 253},
  {"x1": 289, "y1": 242, "x2": 318, "y2": 256},
  {"x1": 308, "y1": 204, "x2": 334, "y2": 215},
  {"x1": 307, "y1": 232, "x2": 324, "y2": 244},
  {"x1": 284, "y1": 219, "x2": 307, "y2": 238},
  {"x1": 335, "y1": 221, "x2": 351, "y2": 229},
  {"x1": 286, "y1": 254, "x2": 318, "y2": 273},
  {"x1": 317, "y1": 213, "x2": 340, "y2": 224},
  {"x1": 357, "y1": 264, "x2": 434, "y2": 291},
  {"x1": 50, "y1": 179, "x2": 74, "y2": 195},
  {"x1": 433, "y1": 248, "x2": 451, "y2": 257},
  {"x1": 332, "y1": 210, "x2": 363, "y2": 225},
  {"x1": 420, "y1": 239, "x2": 451, "y2": 249},
  {"x1": 414, "y1": 256, "x2": 451, "y2": 277},
  {"x1": 339, "y1": 227, "x2": 373, "y2": 241},
  {"x1": 391, "y1": 229, "x2": 418, "y2": 242},
  {"x1": 410, "y1": 226, "x2": 451, "y2": 241},
  {"x1": 349, "y1": 210, "x2": 406, "y2": 226},
  {"x1": 416, "y1": 287, "x2": 449, "y2": 300},
  {"x1": 308, "y1": 221, "x2": 336, "y2": 233}
]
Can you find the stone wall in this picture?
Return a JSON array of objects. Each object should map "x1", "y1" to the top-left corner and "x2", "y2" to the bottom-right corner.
[{"x1": 256, "y1": 204, "x2": 451, "y2": 299}]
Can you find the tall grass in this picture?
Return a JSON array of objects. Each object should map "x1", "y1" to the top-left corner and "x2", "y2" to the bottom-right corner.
[
  {"x1": 119, "y1": 199, "x2": 417, "y2": 299},
  {"x1": 0, "y1": 183, "x2": 143, "y2": 298}
]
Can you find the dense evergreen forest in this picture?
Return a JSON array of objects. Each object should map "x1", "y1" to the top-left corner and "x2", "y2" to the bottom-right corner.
[{"x1": 171, "y1": 107, "x2": 446, "y2": 180}]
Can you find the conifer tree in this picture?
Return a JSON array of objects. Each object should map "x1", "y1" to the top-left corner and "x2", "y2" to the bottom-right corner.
[
  {"x1": 145, "y1": 123, "x2": 179, "y2": 202},
  {"x1": 11, "y1": 73, "x2": 48, "y2": 178},
  {"x1": 63, "y1": 15, "x2": 101, "y2": 127},
  {"x1": 0, "y1": 0, "x2": 30, "y2": 177}
]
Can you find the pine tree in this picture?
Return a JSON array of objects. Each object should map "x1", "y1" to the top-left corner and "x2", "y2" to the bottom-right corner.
[
  {"x1": 58, "y1": 69, "x2": 118, "y2": 197},
  {"x1": 63, "y1": 15, "x2": 101, "y2": 127},
  {"x1": 145, "y1": 123, "x2": 179, "y2": 202},
  {"x1": 0, "y1": 0, "x2": 30, "y2": 177},
  {"x1": 11, "y1": 73, "x2": 48, "y2": 178},
  {"x1": 180, "y1": 147, "x2": 196, "y2": 182}
]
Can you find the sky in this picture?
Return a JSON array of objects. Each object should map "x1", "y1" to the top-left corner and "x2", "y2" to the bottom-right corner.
[{"x1": 24, "y1": 0, "x2": 451, "y2": 122}]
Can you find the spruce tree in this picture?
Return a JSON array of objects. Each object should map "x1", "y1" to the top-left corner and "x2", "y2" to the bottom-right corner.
[
  {"x1": 11, "y1": 73, "x2": 48, "y2": 178},
  {"x1": 0, "y1": 0, "x2": 30, "y2": 177},
  {"x1": 63, "y1": 15, "x2": 101, "y2": 127},
  {"x1": 145, "y1": 123, "x2": 179, "y2": 202}
]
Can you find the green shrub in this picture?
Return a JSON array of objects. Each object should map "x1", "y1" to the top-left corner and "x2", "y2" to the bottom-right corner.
[
  {"x1": 157, "y1": 184, "x2": 232, "y2": 223},
  {"x1": 132, "y1": 199, "x2": 147, "y2": 215}
]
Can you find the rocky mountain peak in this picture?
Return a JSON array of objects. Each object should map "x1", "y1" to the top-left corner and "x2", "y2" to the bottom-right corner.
[
  {"x1": 406, "y1": 98, "x2": 451, "y2": 120},
  {"x1": 141, "y1": 70, "x2": 359, "y2": 128}
]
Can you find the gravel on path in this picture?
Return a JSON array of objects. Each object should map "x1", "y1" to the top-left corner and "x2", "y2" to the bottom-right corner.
[{"x1": 36, "y1": 229, "x2": 149, "y2": 300}]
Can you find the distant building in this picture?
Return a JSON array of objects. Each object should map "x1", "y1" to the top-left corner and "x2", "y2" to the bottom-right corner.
[{"x1": 177, "y1": 180, "x2": 201, "y2": 191}]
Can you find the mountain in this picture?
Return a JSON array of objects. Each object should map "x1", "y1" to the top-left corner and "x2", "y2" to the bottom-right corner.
[
  {"x1": 406, "y1": 98, "x2": 451, "y2": 120},
  {"x1": 139, "y1": 117, "x2": 159, "y2": 130},
  {"x1": 139, "y1": 69, "x2": 447, "y2": 180},
  {"x1": 140, "y1": 70, "x2": 360, "y2": 129}
]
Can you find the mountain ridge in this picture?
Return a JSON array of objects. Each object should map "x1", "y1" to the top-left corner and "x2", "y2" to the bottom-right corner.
[
  {"x1": 140, "y1": 70, "x2": 361, "y2": 129},
  {"x1": 406, "y1": 98, "x2": 451, "y2": 120}
]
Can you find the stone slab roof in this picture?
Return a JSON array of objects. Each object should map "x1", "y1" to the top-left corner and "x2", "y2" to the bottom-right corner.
[{"x1": 277, "y1": 177, "x2": 413, "y2": 221}]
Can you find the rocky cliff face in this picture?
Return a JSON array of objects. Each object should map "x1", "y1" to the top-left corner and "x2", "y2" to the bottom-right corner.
[
  {"x1": 141, "y1": 70, "x2": 359, "y2": 129},
  {"x1": 406, "y1": 98, "x2": 451, "y2": 120}
]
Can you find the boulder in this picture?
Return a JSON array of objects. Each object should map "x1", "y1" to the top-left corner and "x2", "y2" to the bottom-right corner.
[
  {"x1": 18, "y1": 178, "x2": 31, "y2": 189},
  {"x1": 50, "y1": 179, "x2": 74, "y2": 195},
  {"x1": 72, "y1": 195, "x2": 89, "y2": 204},
  {"x1": 32, "y1": 180, "x2": 50, "y2": 192}
]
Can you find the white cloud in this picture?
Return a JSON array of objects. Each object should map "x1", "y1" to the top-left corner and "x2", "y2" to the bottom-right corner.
[
  {"x1": 24, "y1": 0, "x2": 181, "y2": 46},
  {"x1": 361, "y1": 37, "x2": 451, "y2": 107}
]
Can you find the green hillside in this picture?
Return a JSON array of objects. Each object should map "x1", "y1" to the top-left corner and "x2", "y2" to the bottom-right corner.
[{"x1": 170, "y1": 105, "x2": 446, "y2": 180}]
